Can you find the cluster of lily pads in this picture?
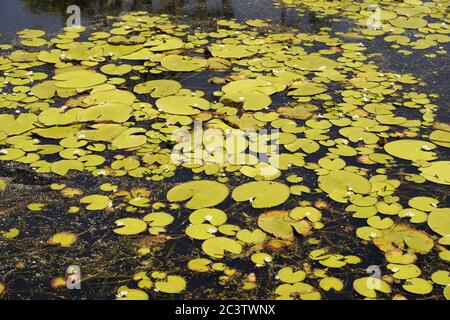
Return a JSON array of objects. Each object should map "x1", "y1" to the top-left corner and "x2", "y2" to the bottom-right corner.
[
  {"x1": 276, "y1": 0, "x2": 449, "y2": 56},
  {"x1": 0, "y1": 9, "x2": 449, "y2": 300}
]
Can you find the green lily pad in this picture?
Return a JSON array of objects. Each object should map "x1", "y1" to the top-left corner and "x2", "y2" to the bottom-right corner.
[
  {"x1": 427, "y1": 208, "x2": 450, "y2": 237},
  {"x1": 116, "y1": 286, "x2": 149, "y2": 300},
  {"x1": 185, "y1": 223, "x2": 217, "y2": 240},
  {"x1": 53, "y1": 70, "x2": 107, "y2": 88},
  {"x1": 51, "y1": 160, "x2": 84, "y2": 176},
  {"x1": 143, "y1": 212, "x2": 174, "y2": 227},
  {"x1": 236, "y1": 229, "x2": 266, "y2": 244},
  {"x1": 318, "y1": 170, "x2": 372, "y2": 203},
  {"x1": 80, "y1": 195, "x2": 111, "y2": 211},
  {"x1": 111, "y1": 128, "x2": 147, "y2": 149},
  {"x1": 286, "y1": 55, "x2": 338, "y2": 71},
  {"x1": 258, "y1": 210, "x2": 311, "y2": 240},
  {"x1": 202, "y1": 237, "x2": 242, "y2": 258},
  {"x1": 387, "y1": 263, "x2": 422, "y2": 279},
  {"x1": 232, "y1": 181, "x2": 290, "y2": 208},
  {"x1": 275, "y1": 282, "x2": 321, "y2": 300},
  {"x1": 167, "y1": 180, "x2": 229, "y2": 209},
  {"x1": 134, "y1": 80, "x2": 181, "y2": 97},
  {"x1": 114, "y1": 218, "x2": 147, "y2": 235},
  {"x1": 390, "y1": 17, "x2": 428, "y2": 29},
  {"x1": 48, "y1": 232, "x2": 77, "y2": 247},
  {"x1": 220, "y1": 91, "x2": 271, "y2": 111},
  {"x1": 209, "y1": 44, "x2": 256, "y2": 59},
  {"x1": 408, "y1": 197, "x2": 439, "y2": 212},
  {"x1": 251, "y1": 252, "x2": 272, "y2": 266},
  {"x1": 419, "y1": 161, "x2": 450, "y2": 185},
  {"x1": 429, "y1": 130, "x2": 450, "y2": 148},
  {"x1": 277, "y1": 267, "x2": 306, "y2": 283},
  {"x1": 353, "y1": 277, "x2": 391, "y2": 298},
  {"x1": 372, "y1": 224, "x2": 434, "y2": 254},
  {"x1": 155, "y1": 275, "x2": 186, "y2": 294},
  {"x1": 100, "y1": 63, "x2": 132, "y2": 75},
  {"x1": 161, "y1": 55, "x2": 207, "y2": 72},
  {"x1": 319, "y1": 277, "x2": 344, "y2": 292},
  {"x1": 402, "y1": 278, "x2": 433, "y2": 295},
  {"x1": 384, "y1": 140, "x2": 437, "y2": 161},
  {"x1": 288, "y1": 81, "x2": 327, "y2": 96},
  {"x1": 189, "y1": 208, "x2": 227, "y2": 226},
  {"x1": 187, "y1": 258, "x2": 212, "y2": 272},
  {"x1": 431, "y1": 270, "x2": 450, "y2": 286},
  {"x1": 156, "y1": 96, "x2": 210, "y2": 115}
]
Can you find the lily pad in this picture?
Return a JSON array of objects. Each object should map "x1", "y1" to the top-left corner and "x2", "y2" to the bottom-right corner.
[
  {"x1": 258, "y1": 210, "x2": 312, "y2": 240},
  {"x1": 80, "y1": 195, "x2": 111, "y2": 211},
  {"x1": 402, "y1": 278, "x2": 433, "y2": 295},
  {"x1": 161, "y1": 55, "x2": 207, "y2": 72},
  {"x1": 419, "y1": 161, "x2": 450, "y2": 185},
  {"x1": 53, "y1": 70, "x2": 107, "y2": 88},
  {"x1": 384, "y1": 140, "x2": 437, "y2": 161},
  {"x1": 232, "y1": 181, "x2": 290, "y2": 208},
  {"x1": 167, "y1": 180, "x2": 229, "y2": 209},
  {"x1": 155, "y1": 275, "x2": 186, "y2": 294},
  {"x1": 318, "y1": 170, "x2": 372, "y2": 203},
  {"x1": 114, "y1": 218, "x2": 147, "y2": 235},
  {"x1": 202, "y1": 237, "x2": 242, "y2": 258},
  {"x1": 156, "y1": 96, "x2": 210, "y2": 115},
  {"x1": 353, "y1": 277, "x2": 391, "y2": 298},
  {"x1": 427, "y1": 208, "x2": 450, "y2": 237},
  {"x1": 48, "y1": 232, "x2": 77, "y2": 247},
  {"x1": 277, "y1": 267, "x2": 306, "y2": 283},
  {"x1": 134, "y1": 80, "x2": 181, "y2": 97},
  {"x1": 116, "y1": 286, "x2": 149, "y2": 300}
]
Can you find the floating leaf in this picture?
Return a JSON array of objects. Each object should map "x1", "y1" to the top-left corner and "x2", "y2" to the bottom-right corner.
[
  {"x1": 53, "y1": 70, "x2": 107, "y2": 88},
  {"x1": 319, "y1": 277, "x2": 344, "y2": 292},
  {"x1": 80, "y1": 195, "x2": 111, "y2": 211},
  {"x1": 372, "y1": 224, "x2": 434, "y2": 254},
  {"x1": 114, "y1": 218, "x2": 147, "y2": 235},
  {"x1": 258, "y1": 210, "x2": 311, "y2": 240},
  {"x1": 236, "y1": 229, "x2": 266, "y2": 244},
  {"x1": 187, "y1": 258, "x2": 211, "y2": 272},
  {"x1": 134, "y1": 80, "x2": 181, "y2": 97},
  {"x1": 318, "y1": 170, "x2": 371, "y2": 203},
  {"x1": 419, "y1": 161, "x2": 450, "y2": 185},
  {"x1": 185, "y1": 223, "x2": 217, "y2": 240},
  {"x1": 161, "y1": 55, "x2": 207, "y2": 72},
  {"x1": 143, "y1": 212, "x2": 174, "y2": 227},
  {"x1": 384, "y1": 140, "x2": 437, "y2": 161},
  {"x1": 116, "y1": 286, "x2": 148, "y2": 300},
  {"x1": 232, "y1": 181, "x2": 290, "y2": 208},
  {"x1": 202, "y1": 237, "x2": 242, "y2": 258},
  {"x1": 189, "y1": 208, "x2": 227, "y2": 226},
  {"x1": 167, "y1": 180, "x2": 229, "y2": 209},
  {"x1": 48, "y1": 232, "x2": 77, "y2": 247},
  {"x1": 402, "y1": 278, "x2": 433, "y2": 295},
  {"x1": 353, "y1": 277, "x2": 391, "y2": 298},
  {"x1": 155, "y1": 275, "x2": 186, "y2": 294},
  {"x1": 277, "y1": 267, "x2": 306, "y2": 283},
  {"x1": 427, "y1": 208, "x2": 450, "y2": 237},
  {"x1": 156, "y1": 96, "x2": 210, "y2": 115}
]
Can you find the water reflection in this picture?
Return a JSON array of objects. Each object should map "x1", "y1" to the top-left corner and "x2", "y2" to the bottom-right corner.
[
  {"x1": 19, "y1": 0, "x2": 286, "y2": 23},
  {"x1": 0, "y1": 0, "x2": 333, "y2": 36}
]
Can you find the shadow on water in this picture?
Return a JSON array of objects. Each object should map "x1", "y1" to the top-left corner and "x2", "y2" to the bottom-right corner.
[
  {"x1": 1, "y1": 0, "x2": 321, "y2": 37},
  {"x1": 0, "y1": 0, "x2": 449, "y2": 300}
]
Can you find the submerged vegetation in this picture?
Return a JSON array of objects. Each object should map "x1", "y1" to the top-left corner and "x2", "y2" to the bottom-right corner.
[{"x1": 0, "y1": 0, "x2": 449, "y2": 300}]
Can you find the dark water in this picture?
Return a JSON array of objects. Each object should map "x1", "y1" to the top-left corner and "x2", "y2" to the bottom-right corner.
[
  {"x1": 0, "y1": 0, "x2": 304, "y2": 37},
  {"x1": 0, "y1": 0, "x2": 449, "y2": 300},
  {"x1": 1, "y1": 0, "x2": 447, "y2": 114}
]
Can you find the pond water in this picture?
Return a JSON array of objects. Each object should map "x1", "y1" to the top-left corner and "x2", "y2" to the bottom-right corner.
[{"x1": 0, "y1": 0, "x2": 449, "y2": 300}]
